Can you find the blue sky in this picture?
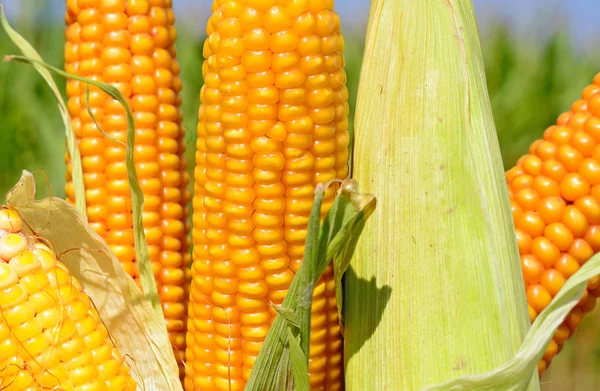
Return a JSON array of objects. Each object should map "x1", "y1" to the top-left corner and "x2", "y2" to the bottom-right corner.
[
  {"x1": 473, "y1": 0, "x2": 600, "y2": 48},
  {"x1": 4, "y1": 0, "x2": 600, "y2": 48},
  {"x1": 176, "y1": 0, "x2": 600, "y2": 47}
]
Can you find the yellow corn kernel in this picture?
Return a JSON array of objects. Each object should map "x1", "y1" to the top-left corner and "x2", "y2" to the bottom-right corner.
[
  {"x1": 0, "y1": 207, "x2": 136, "y2": 390},
  {"x1": 508, "y1": 73, "x2": 600, "y2": 374},
  {"x1": 64, "y1": 0, "x2": 190, "y2": 379}
]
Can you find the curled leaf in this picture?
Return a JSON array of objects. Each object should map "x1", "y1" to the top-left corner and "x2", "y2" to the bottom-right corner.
[
  {"x1": 4, "y1": 50, "x2": 162, "y2": 319},
  {"x1": 0, "y1": 5, "x2": 86, "y2": 218},
  {"x1": 287, "y1": 327, "x2": 310, "y2": 391}
]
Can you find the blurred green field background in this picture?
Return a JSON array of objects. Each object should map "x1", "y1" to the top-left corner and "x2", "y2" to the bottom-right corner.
[{"x1": 1, "y1": 4, "x2": 600, "y2": 390}]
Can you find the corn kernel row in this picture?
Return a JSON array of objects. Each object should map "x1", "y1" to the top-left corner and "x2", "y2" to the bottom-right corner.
[
  {"x1": 63, "y1": 0, "x2": 191, "y2": 379},
  {"x1": 506, "y1": 73, "x2": 600, "y2": 374},
  {"x1": 185, "y1": 0, "x2": 349, "y2": 390}
]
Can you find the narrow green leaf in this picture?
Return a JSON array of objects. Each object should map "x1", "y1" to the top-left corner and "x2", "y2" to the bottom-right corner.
[
  {"x1": 4, "y1": 54, "x2": 164, "y2": 320},
  {"x1": 296, "y1": 185, "x2": 325, "y2": 356},
  {"x1": 421, "y1": 252, "x2": 600, "y2": 391},
  {"x1": 326, "y1": 207, "x2": 375, "y2": 266},
  {"x1": 245, "y1": 183, "x2": 376, "y2": 391},
  {"x1": 332, "y1": 193, "x2": 375, "y2": 328},
  {"x1": 271, "y1": 305, "x2": 300, "y2": 328},
  {"x1": 0, "y1": 5, "x2": 87, "y2": 218},
  {"x1": 307, "y1": 180, "x2": 377, "y2": 329},
  {"x1": 245, "y1": 187, "x2": 325, "y2": 391},
  {"x1": 287, "y1": 327, "x2": 310, "y2": 391},
  {"x1": 314, "y1": 182, "x2": 352, "y2": 272}
]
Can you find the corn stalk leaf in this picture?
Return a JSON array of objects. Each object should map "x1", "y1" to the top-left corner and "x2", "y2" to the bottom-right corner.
[
  {"x1": 328, "y1": 182, "x2": 376, "y2": 329},
  {"x1": 245, "y1": 181, "x2": 376, "y2": 391},
  {"x1": 421, "y1": 251, "x2": 600, "y2": 390},
  {"x1": 287, "y1": 328, "x2": 310, "y2": 391},
  {"x1": 0, "y1": 5, "x2": 86, "y2": 218},
  {"x1": 4, "y1": 54, "x2": 163, "y2": 319},
  {"x1": 296, "y1": 185, "x2": 325, "y2": 356},
  {"x1": 245, "y1": 186, "x2": 325, "y2": 391},
  {"x1": 271, "y1": 305, "x2": 301, "y2": 329},
  {"x1": 6, "y1": 171, "x2": 182, "y2": 391}
]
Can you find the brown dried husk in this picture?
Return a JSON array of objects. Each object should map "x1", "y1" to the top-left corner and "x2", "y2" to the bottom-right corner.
[{"x1": 6, "y1": 171, "x2": 183, "y2": 391}]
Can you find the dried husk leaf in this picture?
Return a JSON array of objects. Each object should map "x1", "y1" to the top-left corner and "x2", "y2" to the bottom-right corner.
[{"x1": 6, "y1": 171, "x2": 183, "y2": 391}]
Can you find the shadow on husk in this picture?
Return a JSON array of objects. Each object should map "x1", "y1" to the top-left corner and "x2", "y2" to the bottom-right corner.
[{"x1": 343, "y1": 266, "x2": 392, "y2": 362}]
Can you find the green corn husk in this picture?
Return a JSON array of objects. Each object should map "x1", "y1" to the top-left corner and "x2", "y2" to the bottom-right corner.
[{"x1": 344, "y1": 0, "x2": 537, "y2": 389}]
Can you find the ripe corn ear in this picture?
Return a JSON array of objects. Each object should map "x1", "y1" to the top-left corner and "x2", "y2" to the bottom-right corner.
[
  {"x1": 0, "y1": 208, "x2": 136, "y2": 391},
  {"x1": 185, "y1": 0, "x2": 349, "y2": 390},
  {"x1": 63, "y1": 0, "x2": 191, "y2": 379},
  {"x1": 506, "y1": 73, "x2": 600, "y2": 374}
]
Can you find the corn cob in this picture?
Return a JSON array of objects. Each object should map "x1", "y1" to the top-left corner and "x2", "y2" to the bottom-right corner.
[
  {"x1": 63, "y1": 0, "x2": 191, "y2": 379},
  {"x1": 0, "y1": 207, "x2": 136, "y2": 391},
  {"x1": 506, "y1": 73, "x2": 600, "y2": 374},
  {"x1": 185, "y1": 0, "x2": 349, "y2": 390}
]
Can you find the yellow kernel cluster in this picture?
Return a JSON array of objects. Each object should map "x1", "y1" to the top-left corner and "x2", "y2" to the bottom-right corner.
[
  {"x1": 506, "y1": 73, "x2": 600, "y2": 374},
  {"x1": 63, "y1": 0, "x2": 191, "y2": 378},
  {"x1": 185, "y1": 0, "x2": 349, "y2": 390},
  {"x1": 0, "y1": 208, "x2": 136, "y2": 391}
]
